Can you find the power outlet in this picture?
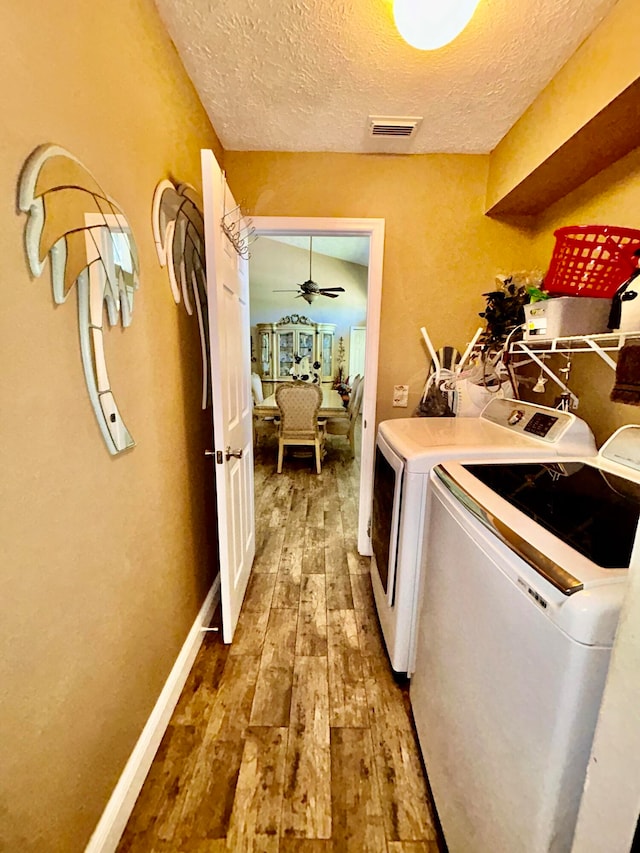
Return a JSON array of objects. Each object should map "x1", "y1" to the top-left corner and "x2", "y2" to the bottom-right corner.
[{"x1": 393, "y1": 385, "x2": 409, "y2": 407}]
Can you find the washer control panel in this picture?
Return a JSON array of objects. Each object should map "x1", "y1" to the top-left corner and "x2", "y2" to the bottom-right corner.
[
  {"x1": 523, "y1": 412, "x2": 559, "y2": 437},
  {"x1": 481, "y1": 398, "x2": 579, "y2": 444}
]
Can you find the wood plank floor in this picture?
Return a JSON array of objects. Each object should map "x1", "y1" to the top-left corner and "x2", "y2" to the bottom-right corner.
[{"x1": 118, "y1": 430, "x2": 440, "y2": 852}]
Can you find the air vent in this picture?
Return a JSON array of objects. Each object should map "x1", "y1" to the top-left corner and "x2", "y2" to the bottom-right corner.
[{"x1": 368, "y1": 116, "x2": 423, "y2": 139}]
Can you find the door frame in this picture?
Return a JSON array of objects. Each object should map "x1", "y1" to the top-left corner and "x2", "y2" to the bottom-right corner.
[{"x1": 251, "y1": 216, "x2": 384, "y2": 556}]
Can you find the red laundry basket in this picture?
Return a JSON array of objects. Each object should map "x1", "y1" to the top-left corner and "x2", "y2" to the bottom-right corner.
[{"x1": 544, "y1": 225, "x2": 640, "y2": 297}]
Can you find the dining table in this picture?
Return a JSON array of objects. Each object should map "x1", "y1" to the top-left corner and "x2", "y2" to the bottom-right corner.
[{"x1": 253, "y1": 386, "x2": 347, "y2": 419}]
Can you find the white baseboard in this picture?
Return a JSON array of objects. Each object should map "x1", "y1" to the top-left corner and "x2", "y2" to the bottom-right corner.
[{"x1": 85, "y1": 576, "x2": 221, "y2": 853}]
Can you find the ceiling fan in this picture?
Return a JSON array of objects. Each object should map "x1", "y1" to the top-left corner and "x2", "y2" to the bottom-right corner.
[{"x1": 273, "y1": 236, "x2": 346, "y2": 304}]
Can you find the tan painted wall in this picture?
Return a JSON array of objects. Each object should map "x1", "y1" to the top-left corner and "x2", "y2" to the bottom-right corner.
[
  {"x1": 487, "y1": 0, "x2": 640, "y2": 212},
  {"x1": 1, "y1": 1, "x2": 222, "y2": 849},
  {"x1": 225, "y1": 151, "x2": 534, "y2": 423}
]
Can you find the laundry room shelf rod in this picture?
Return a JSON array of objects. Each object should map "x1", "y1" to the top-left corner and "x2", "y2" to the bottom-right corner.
[
  {"x1": 510, "y1": 331, "x2": 640, "y2": 370},
  {"x1": 507, "y1": 331, "x2": 640, "y2": 409}
]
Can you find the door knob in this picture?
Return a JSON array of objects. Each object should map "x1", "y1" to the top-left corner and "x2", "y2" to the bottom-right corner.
[
  {"x1": 226, "y1": 447, "x2": 243, "y2": 461},
  {"x1": 204, "y1": 450, "x2": 215, "y2": 457}
]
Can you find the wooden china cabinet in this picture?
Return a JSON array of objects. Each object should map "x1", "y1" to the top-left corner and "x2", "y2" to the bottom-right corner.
[{"x1": 256, "y1": 314, "x2": 335, "y2": 396}]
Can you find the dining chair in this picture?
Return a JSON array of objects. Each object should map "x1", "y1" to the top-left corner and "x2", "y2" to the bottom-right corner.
[
  {"x1": 275, "y1": 381, "x2": 324, "y2": 474},
  {"x1": 251, "y1": 372, "x2": 277, "y2": 446},
  {"x1": 324, "y1": 375, "x2": 364, "y2": 456}
]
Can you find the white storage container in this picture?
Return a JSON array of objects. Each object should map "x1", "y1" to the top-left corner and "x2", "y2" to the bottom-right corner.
[{"x1": 524, "y1": 296, "x2": 611, "y2": 341}]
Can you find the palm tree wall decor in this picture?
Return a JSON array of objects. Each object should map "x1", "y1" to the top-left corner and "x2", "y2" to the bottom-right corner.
[
  {"x1": 152, "y1": 179, "x2": 210, "y2": 409},
  {"x1": 19, "y1": 144, "x2": 140, "y2": 455}
]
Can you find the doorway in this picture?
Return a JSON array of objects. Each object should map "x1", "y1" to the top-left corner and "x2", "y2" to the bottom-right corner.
[{"x1": 249, "y1": 217, "x2": 384, "y2": 556}]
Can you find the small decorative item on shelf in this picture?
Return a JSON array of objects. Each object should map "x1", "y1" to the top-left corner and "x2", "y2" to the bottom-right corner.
[
  {"x1": 479, "y1": 274, "x2": 532, "y2": 347},
  {"x1": 290, "y1": 354, "x2": 321, "y2": 384}
]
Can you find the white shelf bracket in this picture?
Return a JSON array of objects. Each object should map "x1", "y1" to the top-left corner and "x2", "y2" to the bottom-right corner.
[
  {"x1": 514, "y1": 342, "x2": 579, "y2": 408},
  {"x1": 582, "y1": 337, "x2": 618, "y2": 370}
]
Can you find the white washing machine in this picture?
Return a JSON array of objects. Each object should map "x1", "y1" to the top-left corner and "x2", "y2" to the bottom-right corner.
[
  {"x1": 410, "y1": 425, "x2": 640, "y2": 852},
  {"x1": 371, "y1": 397, "x2": 596, "y2": 675}
]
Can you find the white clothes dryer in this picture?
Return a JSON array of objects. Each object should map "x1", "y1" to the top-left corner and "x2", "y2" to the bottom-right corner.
[{"x1": 371, "y1": 397, "x2": 596, "y2": 676}]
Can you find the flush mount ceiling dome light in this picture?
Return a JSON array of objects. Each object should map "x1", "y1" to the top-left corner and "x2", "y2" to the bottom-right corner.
[{"x1": 393, "y1": 0, "x2": 481, "y2": 50}]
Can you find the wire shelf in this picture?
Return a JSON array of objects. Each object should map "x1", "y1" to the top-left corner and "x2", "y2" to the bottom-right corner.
[{"x1": 509, "y1": 330, "x2": 640, "y2": 357}]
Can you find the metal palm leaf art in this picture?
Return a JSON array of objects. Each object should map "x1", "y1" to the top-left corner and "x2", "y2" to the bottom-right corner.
[
  {"x1": 152, "y1": 180, "x2": 210, "y2": 409},
  {"x1": 18, "y1": 144, "x2": 140, "y2": 455}
]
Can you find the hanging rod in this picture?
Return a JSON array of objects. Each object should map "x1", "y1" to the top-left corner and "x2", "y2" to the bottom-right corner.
[
  {"x1": 506, "y1": 330, "x2": 640, "y2": 410},
  {"x1": 509, "y1": 331, "x2": 640, "y2": 366}
]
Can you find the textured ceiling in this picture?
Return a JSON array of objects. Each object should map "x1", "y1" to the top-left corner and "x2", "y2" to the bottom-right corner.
[{"x1": 154, "y1": 0, "x2": 620, "y2": 154}]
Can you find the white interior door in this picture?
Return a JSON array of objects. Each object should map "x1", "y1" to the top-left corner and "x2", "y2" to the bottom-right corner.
[
  {"x1": 348, "y1": 326, "x2": 367, "y2": 379},
  {"x1": 201, "y1": 149, "x2": 255, "y2": 643}
]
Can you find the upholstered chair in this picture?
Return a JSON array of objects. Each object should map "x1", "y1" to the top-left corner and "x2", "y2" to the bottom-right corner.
[
  {"x1": 251, "y1": 372, "x2": 277, "y2": 446},
  {"x1": 275, "y1": 381, "x2": 324, "y2": 474}
]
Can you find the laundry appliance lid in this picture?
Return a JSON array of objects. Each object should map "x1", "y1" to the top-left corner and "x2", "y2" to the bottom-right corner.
[
  {"x1": 463, "y1": 459, "x2": 640, "y2": 571},
  {"x1": 431, "y1": 458, "x2": 633, "y2": 645},
  {"x1": 378, "y1": 398, "x2": 596, "y2": 474}
]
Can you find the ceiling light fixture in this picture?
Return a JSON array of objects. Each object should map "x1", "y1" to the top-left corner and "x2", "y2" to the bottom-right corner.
[{"x1": 393, "y1": 0, "x2": 481, "y2": 51}]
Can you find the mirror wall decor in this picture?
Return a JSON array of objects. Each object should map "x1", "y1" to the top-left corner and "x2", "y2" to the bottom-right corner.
[
  {"x1": 18, "y1": 144, "x2": 140, "y2": 455},
  {"x1": 152, "y1": 180, "x2": 210, "y2": 409}
]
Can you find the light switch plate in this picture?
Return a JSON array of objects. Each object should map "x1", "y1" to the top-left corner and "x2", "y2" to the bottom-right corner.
[{"x1": 393, "y1": 385, "x2": 409, "y2": 407}]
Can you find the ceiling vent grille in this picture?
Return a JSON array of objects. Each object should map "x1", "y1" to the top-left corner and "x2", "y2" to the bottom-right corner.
[{"x1": 369, "y1": 116, "x2": 422, "y2": 139}]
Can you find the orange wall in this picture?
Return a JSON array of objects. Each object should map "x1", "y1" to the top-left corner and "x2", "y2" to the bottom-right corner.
[
  {"x1": 225, "y1": 151, "x2": 533, "y2": 423},
  {"x1": 1, "y1": 1, "x2": 222, "y2": 849},
  {"x1": 487, "y1": 0, "x2": 640, "y2": 213}
]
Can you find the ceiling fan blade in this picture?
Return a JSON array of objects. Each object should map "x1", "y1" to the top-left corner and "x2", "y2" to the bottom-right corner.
[
  {"x1": 273, "y1": 289, "x2": 301, "y2": 292},
  {"x1": 320, "y1": 291, "x2": 340, "y2": 298},
  {"x1": 318, "y1": 287, "x2": 345, "y2": 293}
]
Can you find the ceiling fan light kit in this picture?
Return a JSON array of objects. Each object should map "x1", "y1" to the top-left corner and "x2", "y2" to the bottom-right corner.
[
  {"x1": 392, "y1": 0, "x2": 481, "y2": 50},
  {"x1": 273, "y1": 236, "x2": 345, "y2": 304}
]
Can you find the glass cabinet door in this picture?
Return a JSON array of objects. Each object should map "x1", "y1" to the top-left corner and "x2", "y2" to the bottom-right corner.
[
  {"x1": 277, "y1": 331, "x2": 294, "y2": 378},
  {"x1": 298, "y1": 331, "x2": 314, "y2": 361},
  {"x1": 260, "y1": 331, "x2": 271, "y2": 377},
  {"x1": 321, "y1": 332, "x2": 333, "y2": 379}
]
